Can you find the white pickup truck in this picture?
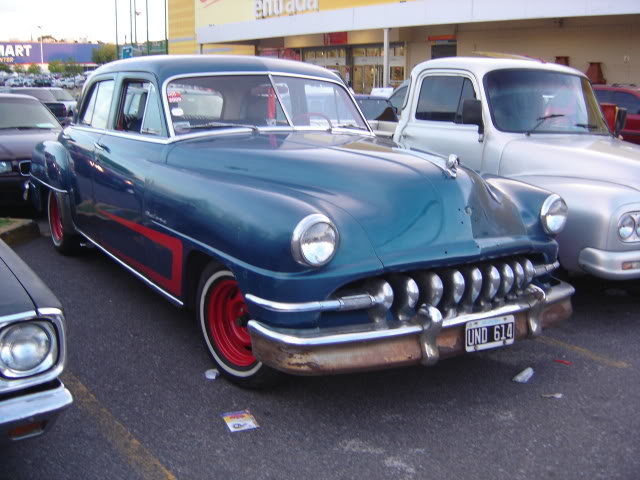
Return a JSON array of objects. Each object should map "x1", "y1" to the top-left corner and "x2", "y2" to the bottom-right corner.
[{"x1": 392, "y1": 56, "x2": 640, "y2": 281}]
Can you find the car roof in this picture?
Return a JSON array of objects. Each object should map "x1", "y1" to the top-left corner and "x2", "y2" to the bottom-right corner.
[
  {"x1": 411, "y1": 56, "x2": 587, "y2": 80},
  {"x1": 0, "y1": 92, "x2": 40, "y2": 101},
  {"x1": 91, "y1": 55, "x2": 340, "y2": 85}
]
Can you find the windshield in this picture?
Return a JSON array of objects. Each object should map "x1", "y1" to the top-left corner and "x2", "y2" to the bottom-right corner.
[
  {"x1": 166, "y1": 74, "x2": 367, "y2": 135},
  {"x1": 50, "y1": 89, "x2": 75, "y2": 101},
  {"x1": 0, "y1": 97, "x2": 60, "y2": 129},
  {"x1": 485, "y1": 69, "x2": 609, "y2": 135}
]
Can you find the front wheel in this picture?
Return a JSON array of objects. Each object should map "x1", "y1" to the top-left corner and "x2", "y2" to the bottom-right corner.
[
  {"x1": 47, "y1": 190, "x2": 80, "y2": 255},
  {"x1": 197, "y1": 264, "x2": 284, "y2": 388}
]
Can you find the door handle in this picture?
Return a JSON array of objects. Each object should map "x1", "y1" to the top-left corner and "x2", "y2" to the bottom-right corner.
[
  {"x1": 60, "y1": 133, "x2": 71, "y2": 141},
  {"x1": 94, "y1": 142, "x2": 110, "y2": 153}
]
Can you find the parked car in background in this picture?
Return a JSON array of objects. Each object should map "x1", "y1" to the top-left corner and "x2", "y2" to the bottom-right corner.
[
  {"x1": 0, "y1": 94, "x2": 61, "y2": 215},
  {"x1": 30, "y1": 55, "x2": 573, "y2": 388},
  {"x1": 0, "y1": 237, "x2": 72, "y2": 443},
  {"x1": 593, "y1": 84, "x2": 640, "y2": 145},
  {"x1": 394, "y1": 56, "x2": 640, "y2": 281},
  {"x1": 6, "y1": 88, "x2": 69, "y2": 124},
  {"x1": 354, "y1": 94, "x2": 398, "y2": 137},
  {"x1": 46, "y1": 87, "x2": 78, "y2": 117},
  {"x1": 5, "y1": 77, "x2": 24, "y2": 88}
]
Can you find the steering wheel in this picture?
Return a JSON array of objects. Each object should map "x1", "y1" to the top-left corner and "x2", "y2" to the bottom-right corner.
[{"x1": 292, "y1": 112, "x2": 333, "y2": 127}]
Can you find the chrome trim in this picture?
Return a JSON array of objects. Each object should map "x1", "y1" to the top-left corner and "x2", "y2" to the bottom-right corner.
[
  {"x1": 480, "y1": 265, "x2": 500, "y2": 302},
  {"x1": 74, "y1": 229, "x2": 184, "y2": 307},
  {"x1": 413, "y1": 271, "x2": 443, "y2": 307},
  {"x1": 29, "y1": 176, "x2": 67, "y2": 194},
  {"x1": 416, "y1": 304, "x2": 443, "y2": 366},
  {"x1": 445, "y1": 154, "x2": 459, "y2": 179},
  {"x1": 18, "y1": 160, "x2": 31, "y2": 177},
  {"x1": 290, "y1": 213, "x2": 339, "y2": 267},
  {"x1": 533, "y1": 260, "x2": 560, "y2": 277},
  {"x1": 0, "y1": 321, "x2": 58, "y2": 379},
  {"x1": 540, "y1": 193, "x2": 568, "y2": 235},
  {"x1": 497, "y1": 263, "x2": 514, "y2": 298},
  {"x1": 0, "y1": 309, "x2": 66, "y2": 395},
  {"x1": 388, "y1": 275, "x2": 419, "y2": 323},
  {"x1": 461, "y1": 267, "x2": 482, "y2": 305}
]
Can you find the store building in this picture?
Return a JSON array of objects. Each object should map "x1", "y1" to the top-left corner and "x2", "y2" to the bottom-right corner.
[
  {"x1": 168, "y1": 0, "x2": 639, "y2": 94},
  {"x1": 0, "y1": 41, "x2": 101, "y2": 71}
]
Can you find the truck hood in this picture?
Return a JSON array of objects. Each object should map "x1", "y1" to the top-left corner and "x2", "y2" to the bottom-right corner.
[
  {"x1": 500, "y1": 134, "x2": 640, "y2": 192},
  {"x1": 169, "y1": 132, "x2": 544, "y2": 268}
]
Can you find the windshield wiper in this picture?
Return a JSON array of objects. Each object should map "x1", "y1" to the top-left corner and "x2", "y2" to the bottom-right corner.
[
  {"x1": 574, "y1": 123, "x2": 598, "y2": 130},
  {"x1": 177, "y1": 122, "x2": 259, "y2": 133},
  {"x1": 525, "y1": 114, "x2": 565, "y2": 136},
  {"x1": 332, "y1": 123, "x2": 369, "y2": 132}
]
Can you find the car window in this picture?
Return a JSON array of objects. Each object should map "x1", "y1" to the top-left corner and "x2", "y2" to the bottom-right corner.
[
  {"x1": 455, "y1": 78, "x2": 477, "y2": 123},
  {"x1": 611, "y1": 92, "x2": 640, "y2": 114},
  {"x1": 13, "y1": 88, "x2": 56, "y2": 101},
  {"x1": 356, "y1": 98, "x2": 394, "y2": 121},
  {"x1": 593, "y1": 89, "x2": 613, "y2": 103},
  {"x1": 80, "y1": 80, "x2": 114, "y2": 129},
  {"x1": 116, "y1": 80, "x2": 163, "y2": 135},
  {"x1": 416, "y1": 76, "x2": 465, "y2": 122},
  {"x1": 0, "y1": 97, "x2": 59, "y2": 129},
  {"x1": 50, "y1": 89, "x2": 75, "y2": 101}
]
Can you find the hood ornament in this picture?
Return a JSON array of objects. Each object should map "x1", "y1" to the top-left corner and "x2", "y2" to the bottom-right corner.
[{"x1": 445, "y1": 154, "x2": 459, "y2": 178}]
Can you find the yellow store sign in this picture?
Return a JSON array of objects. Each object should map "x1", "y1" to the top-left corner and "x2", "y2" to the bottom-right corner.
[{"x1": 195, "y1": 0, "x2": 414, "y2": 28}]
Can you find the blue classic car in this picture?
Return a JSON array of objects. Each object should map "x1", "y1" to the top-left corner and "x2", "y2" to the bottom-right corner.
[
  {"x1": 0, "y1": 238, "x2": 72, "y2": 442},
  {"x1": 29, "y1": 55, "x2": 574, "y2": 387}
]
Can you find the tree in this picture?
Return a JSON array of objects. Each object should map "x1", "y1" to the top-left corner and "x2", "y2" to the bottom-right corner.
[
  {"x1": 0, "y1": 63, "x2": 11, "y2": 73},
  {"x1": 92, "y1": 44, "x2": 117, "y2": 65},
  {"x1": 27, "y1": 64, "x2": 42, "y2": 75},
  {"x1": 13, "y1": 64, "x2": 25, "y2": 74},
  {"x1": 63, "y1": 58, "x2": 83, "y2": 76},
  {"x1": 48, "y1": 60, "x2": 64, "y2": 74}
]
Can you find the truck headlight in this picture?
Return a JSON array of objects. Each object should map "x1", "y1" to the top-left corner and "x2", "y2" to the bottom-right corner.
[
  {"x1": 618, "y1": 214, "x2": 635, "y2": 240},
  {"x1": 540, "y1": 194, "x2": 568, "y2": 235},
  {"x1": 0, "y1": 321, "x2": 58, "y2": 378},
  {"x1": 292, "y1": 214, "x2": 338, "y2": 267}
]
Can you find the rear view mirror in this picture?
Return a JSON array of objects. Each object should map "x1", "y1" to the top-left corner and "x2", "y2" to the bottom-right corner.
[
  {"x1": 614, "y1": 108, "x2": 627, "y2": 137},
  {"x1": 462, "y1": 99, "x2": 484, "y2": 136}
]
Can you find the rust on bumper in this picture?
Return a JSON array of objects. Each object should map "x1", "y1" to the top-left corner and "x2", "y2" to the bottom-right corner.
[{"x1": 248, "y1": 280, "x2": 574, "y2": 376}]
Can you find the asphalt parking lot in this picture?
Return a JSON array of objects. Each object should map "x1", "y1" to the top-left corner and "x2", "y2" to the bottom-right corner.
[{"x1": 0, "y1": 228, "x2": 638, "y2": 480}]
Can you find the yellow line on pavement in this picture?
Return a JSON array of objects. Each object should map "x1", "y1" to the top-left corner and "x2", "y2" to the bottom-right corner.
[
  {"x1": 63, "y1": 372, "x2": 177, "y2": 480},
  {"x1": 537, "y1": 336, "x2": 631, "y2": 369}
]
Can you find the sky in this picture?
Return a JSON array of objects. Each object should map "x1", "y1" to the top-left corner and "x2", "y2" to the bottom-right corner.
[{"x1": 0, "y1": 0, "x2": 168, "y2": 44}]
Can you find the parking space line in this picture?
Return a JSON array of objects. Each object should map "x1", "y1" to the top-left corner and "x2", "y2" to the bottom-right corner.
[
  {"x1": 537, "y1": 336, "x2": 631, "y2": 369},
  {"x1": 62, "y1": 372, "x2": 177, "y2": 480}
]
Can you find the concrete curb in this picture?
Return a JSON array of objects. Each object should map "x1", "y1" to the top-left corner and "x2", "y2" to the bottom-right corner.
[{"x1": 0, "y1": 219, "x2": 42, "y2": 247}]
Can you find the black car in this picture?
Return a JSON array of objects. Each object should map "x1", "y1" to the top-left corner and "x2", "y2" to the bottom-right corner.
[
  {"x1": 0, "y1": 237, "x2": 72, "y2": 443},
  {"x1": 0, "y1": 93, "x2": 61, "y2": 215},
  {"x1": 6, "y1": 87, "x2": 69, "y2": 123}
]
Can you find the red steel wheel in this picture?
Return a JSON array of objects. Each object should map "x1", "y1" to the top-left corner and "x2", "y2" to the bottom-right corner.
[
  {"x1": 48, "y1": 190, "x2": 64, "y2": 244},
  {"x1": 197, "y1": 265, "x2": 284, "y2": 388},
  {"x1": 206, "y1": 278, "x2": 255, "y2": 367}
]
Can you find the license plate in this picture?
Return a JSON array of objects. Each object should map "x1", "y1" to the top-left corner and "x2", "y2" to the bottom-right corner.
[{"x1": 465, "y1": 315, "x2": 515, "y2": 352}]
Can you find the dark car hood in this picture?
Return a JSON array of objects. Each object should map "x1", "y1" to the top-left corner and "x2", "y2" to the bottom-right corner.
[
  {"x1": 168, "y1": 132, "x2": 541, "y2": 268},
  {"x1": 0, "y1": 129, "x2": 60, "y2": 161},
  {"x1": 0, "y1": 239, "x2": 62, "y2": 315}
]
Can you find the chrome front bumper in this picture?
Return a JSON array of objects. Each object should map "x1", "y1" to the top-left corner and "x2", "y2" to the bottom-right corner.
[
  {"x1": 0, "y1": 380, "x2": 73, "y2": 443},
  {"x1": 248, "y1": 280, "x2": 574, "y2": 375},
  {"x1": 579, "y1": 247, "x2": 640, "y2": 280}
]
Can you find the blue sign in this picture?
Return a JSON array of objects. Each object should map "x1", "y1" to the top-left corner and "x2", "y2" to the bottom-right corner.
[{"x1": 0, "y1": 41, "x2": 100, "y2": 64}]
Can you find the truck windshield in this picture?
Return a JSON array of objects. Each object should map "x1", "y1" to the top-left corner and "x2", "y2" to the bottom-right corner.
[{"x1": 485, "y1": 69, "x2": 609, "y2": 135}]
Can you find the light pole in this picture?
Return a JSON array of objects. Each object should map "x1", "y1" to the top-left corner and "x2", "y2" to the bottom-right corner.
[
  {"x1": 115, "y1": 0, "x2": 119, "y2": 59},
  {"x1": 37, "y1": 25, "x2": 44, "y2": 66}
]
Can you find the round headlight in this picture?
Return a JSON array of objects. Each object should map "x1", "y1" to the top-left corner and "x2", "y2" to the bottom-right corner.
[
  {"x1": 618, "y1": 214, "x2": 635, "y2": 240},
  {"x1": 292, "y1": 214, "x2": 338, "y2": 267},
  {"x1": 541, "y1": 194, "x2": 568, "y2": 235},
  {"x1": 0, "y1": 322, "x2": 57, "y2": 378}
]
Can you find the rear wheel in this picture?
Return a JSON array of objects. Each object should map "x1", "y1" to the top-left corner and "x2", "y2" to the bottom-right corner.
[
  {"x1": 47, "y1": 190, "x2": 80, "y2": 254},
  {"x1": 197, "y1": 264, "x2": 284, "y2": 388}
]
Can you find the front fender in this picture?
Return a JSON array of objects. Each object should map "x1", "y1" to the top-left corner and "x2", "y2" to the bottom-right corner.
[
  {"x1": 31, "y1": 140, "x2": 74, "y2": 193},
  {"x1": 512, "y1": 174, "x2": 640, "y2": 272}
]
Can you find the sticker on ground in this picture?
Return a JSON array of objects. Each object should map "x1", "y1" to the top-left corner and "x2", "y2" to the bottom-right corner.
[{"x1": 221, "y1": 410, "x2": 259, "y2": 432}]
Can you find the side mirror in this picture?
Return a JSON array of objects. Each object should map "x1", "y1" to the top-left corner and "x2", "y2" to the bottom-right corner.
[
  {"x1": 462, "y1": 99, "x2": 484, "y2": 136},
  {"x1": 614, "y1": 107, "x2": 627, "y2": 137}
]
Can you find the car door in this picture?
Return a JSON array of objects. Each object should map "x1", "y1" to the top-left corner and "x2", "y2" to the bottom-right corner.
[
  {"x1": 397, "y1": 72, "x2": 486, "y2": 170},
  {"x1": 61, "y1": 76, "x2": 115, "y2": 240},
  {"x1": 91, "y1": 74, "x2": 176, "y2": 294}
]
